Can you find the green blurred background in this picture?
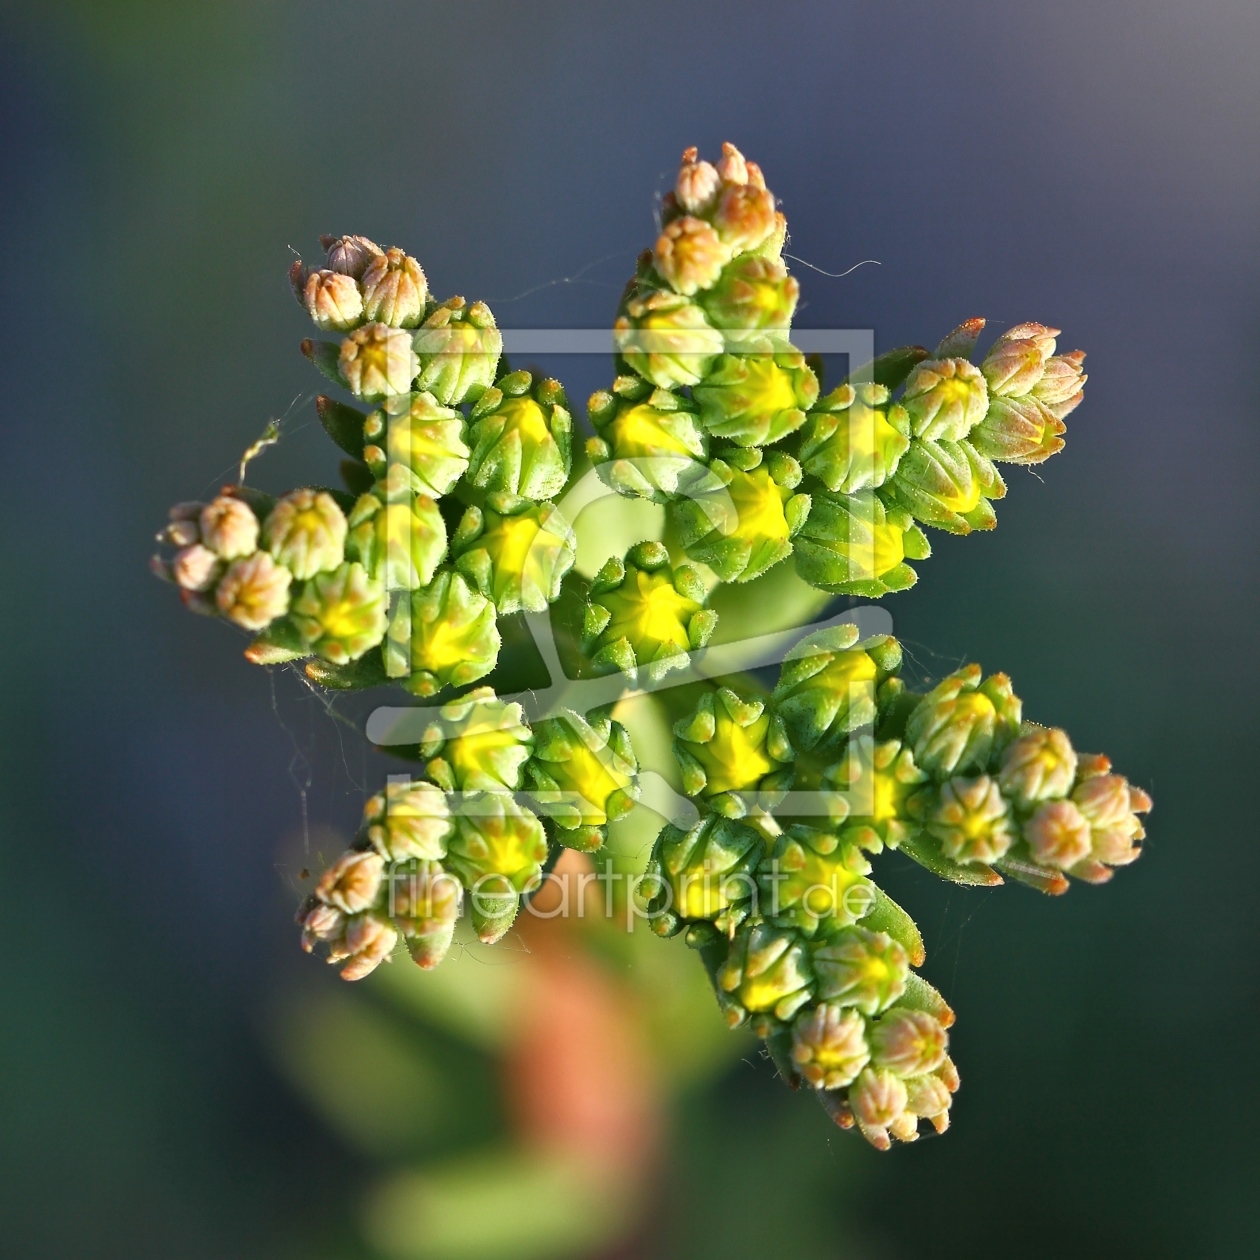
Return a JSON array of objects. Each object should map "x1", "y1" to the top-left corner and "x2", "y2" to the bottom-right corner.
[{"x1": 1, "y1": 1, "x2": 1257, "y2": 1256}]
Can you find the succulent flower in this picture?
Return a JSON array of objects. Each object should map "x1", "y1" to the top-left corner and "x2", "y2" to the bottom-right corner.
[
  {"x1": 362, "y1": 778, "x2": 453, "y2": 862},
  {"x1": 359, "y1": 246, "x2": 427, "y2": 329},
  {"x1": 363, "y1": 391, "x2": 470, "y2": 499},
  {"x1": 924, "y1": 775, "x2": 1015, "y2": 865},
  {"x1": 303, "y1": 268, "x2": 364, "y2": 332},
  {"x1": 339, "y1": 322, "x2": 419, "y2": 400},
  {"x1": 411, "y1": 297, "x2": 503, "y2": 406},
  {"x1": 791, "y1": 1003, "x2": 871, "y2": 1089},
  {"x1": 465, "y1": 371, "x2": 572, "y2": 501},
  {"x1": 263, "y1": 488, "x2": 347, "y2": 581},
  {"x1": 698, "y1": 254, "x2": 799, "y2": 346},
  {"x1": 904, "y1": 664, "x2": 1023, "y2": 777},
  {"x1": 199, "y1": 495, "x2": 259, "y2": 560},
  {"x1": 812, "y1": 926, "x2": 909, "y2": 1017},
  {"x1": 402, "y1": 570, "x2": 500, "y2": 697},
  {"x1": 451, "y1": 495, "x2": 576, "y2": 615},
  {"x1": 716, "y1": 922, "x2": 815, "y2": 1029},
  {"x1": 760, "y1": 826, "x2": 876, "y2": 937},
  {"x1": 882, "y1": 436, "x2": 1007, "y2": 534},
  {"x1": 420, "y1": 687, "x2": 533, "y2": 793},
  {"x1": 798, "y1": 383, "x2": 912, "y2": 494},
  {"x1": 387, "y1": 859, "x2": 463, "y2": 969},
  {"x1": 997, "y1": 725, "x2": 1078, "y2": 807},
  {"x1": 586, "y1": 376, "x2": 708, "y2": 501},
  {"x1": 793, "y1": 490, "x2": 931, "y2": 598},
  {"x1": 654, "y1": 215, "x2": 732, "y2": 296},
  {"x1": 214, "y1": 551, "x2": 292, "y2": 630},
  {"x1": 581, "y1": 542, "x2": 716, "y2": 681},
  {"x1": 321, "y1": 233, "x2": 383, "y2": 280},
  {"x1": 526, "y1": 709, "x2": 639, "y2": 850},
  {"x1": 670, "y1": 448, "x2": 811, "y2": 583},
  {"x1": 868, "y1": 1008, "x2": 948, "y2": 1078},
  {"x1": 345, "y1": 490, "x2": 447, "y2": 591},
  {"x1": 692, "y1": 342, "x2": 818, "y2": 447},
  {"x1": 445, "y1": 793, "x2": 549, "y2": 943},
  {"x1": 290, "y1": 561, "x2": 388, "y2": 664},
  {"x1": 614, "y1": 289, "x2": 724, "y2": 389}
]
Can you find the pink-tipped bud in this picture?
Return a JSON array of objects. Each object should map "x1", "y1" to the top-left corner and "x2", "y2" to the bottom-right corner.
[
  {"x1": 315, "y1": 850, "x2": 385, "y2": 915},
  {"x1": 654, "y1": 215, "x2": 731, "y2": 296},
  {"x1": 304, "y1": 269, "x2": 364, "y2": 333},
  {"x1": 869, "y1": 1009, "x2": 948, "y2": 1077},
  {"x1": 215, "y1": 551, "x2": 292, "y2": 631},
  {"x1": 360, "y1": 247, "x2": 428, "y2": 329},
  {"x1": 172, "y1": 544, "x2": 221, "y2": 593},
  {"x1": 850, "y1": 1067, "x2": 909, "y2": 1151},
  {"x1": 338, "y1": 913, "x2": 397, "y2": 980},
  {"x1": 1025, "y1": 798, "x2": 1093, "y2": 869},
  {"x1": 716, "y1": 141, "x2": 750, "y2": 186},
  {"x1": 675, "y1": 145, "x2": 721, "y2": 215},
  {"x1": 199, "y1": 495, "x2": 259, "y2": 560}
]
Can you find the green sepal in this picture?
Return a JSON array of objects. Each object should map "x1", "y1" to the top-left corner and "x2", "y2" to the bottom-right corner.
[
  {"x1": 339, "y1": 459, "x2": 375, "y2": 497},
  {"x1": 893, "y1": 972, "x2": 956, "y2": 1028},
  {"x1": 300, "y1": 338, "x2": 345, "y2": 387},
  {"x1": 304, "y1": 645, "x2": 388, "y2": 691},
  {"x1": 897, "y1": 830, "x2": 1004, "y2": 887},
  {"x1": 861, "y1": 886, "x2": 925, "y2": 967},
  {"x1": 858, "y1": 345, "x2": 930, "y2": 391},
  {"x1": 316, "y1": 394, "x2": 368, "y2": 459},
  {"x1": 244, "y1": 616, "x2": 310, "y2": 665}
]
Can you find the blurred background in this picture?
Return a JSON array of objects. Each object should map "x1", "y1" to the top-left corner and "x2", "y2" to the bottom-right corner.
[{"x1": 2, "y1": 1, "x2": 1258, "y2": 1256}]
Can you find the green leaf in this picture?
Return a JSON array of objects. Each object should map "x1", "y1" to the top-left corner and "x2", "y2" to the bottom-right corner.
[{"x1": 316, "y1": 394, "x2": 367, "y2": 459}]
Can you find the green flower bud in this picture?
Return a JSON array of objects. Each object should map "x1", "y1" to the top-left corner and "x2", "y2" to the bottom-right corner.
[
  {"x1": 654, "y1": 215, "x2": 732, "y2": 296},
  {"x1": 791, "y1": 1003, "x2": 870, "y2": 1089},
  {"x1": 716, "y1": 922, "x2": 815, "y2": 1028},
  {"x1": 997, "y1": 725, "x2": 1078, "y2": 807},
  {"x1": 692, "y1": 343, "x2": 818, "y2": 447},
  {"x1": 215, "y1": 551, "x2": 292, "y2": 630},
  {"x1": 304, "y1": 268, "x2": 364, "y2": 332},
  {"x1": 199, "y1": 495, "x2": 259, "y2": 560},
  {"x1": 639, "y1": 814, "x2": 763, "y2": 936},
  {"x1": 363, "y1": 779, "x2": 453, "y2": 861},
  {"x1": 760, "y1": 826, "x2": 875, "y2": 937},
  {"x1": 869, "y1": 1008, "x2": 948, "y2": 1078},
  {"x1": 421, "y1": 687, "x2": 533, "y2": 793},
  {"x1": 670, "y1": 449, "x2": 810, "y2": 583},
  {"x1": 980, "y1": 323, "x2": 1057, "y2": 398},
  {"x1": 582, "y1": 543, "x2": 716, "y2": 682},
  {"x1": 360, "y1": 247, "x2": 428, "y2": 329},
  {"x1": 586, "y1": 378, "x2": 708, "y2": 501},
  {"x1": 527, "y1": 709, "x2": 639, "y2": 850},
  {"x1": 1030, "y1": 349, "x2": 1087, "y2": 418},
  {"x1": 388, "y1": 859, "x2": 462, "y2": 969},
  {"x1": 882, "y1": 437, "x2": 1006, "y2": 534},
  {"x1": 339, "y1": 323, "x2": 419, "y2": 401},
  {"x1": 402, "y1": 570, "x2": 500, "y2": 697},
  {"x1": 674, "y1": 145, "x2": 721, "y2": 215},
  {"x1": 345, "y1": 490, "x2": 447, "y2": 590},
  {"x1": 798, "y1": 383, "x2": 911, "y2": 493},
  {"x1": 812, "y1": 926, "x2": 909, "y2": 1018},
  {"x1": 850, "y1": 1066, "x2": 913, "y2": 1150},
  {"x1": 336, "y1": 912, "x2": 399, "y2": 981},
  {"x1": 452, "y1": 495, "x2": 576, "y2": 615},
  {"x1": 772, "y1": 625, "x2": 901, "y2": 753},
  {"x1": 291, "y1": 562, "x2": 388, "y2": 664},
  {"x1": 315, "y1": 849, "x2": 385, "y2": 915},
  {"x1": 321, "y1": 233, "x2": 383, "y2": 280},
  {"x1": 264, "y1": 488, "x2": 347, "y2": 580},
  {"x1": 445, "y1": 793, "x2": 549, "y2": 944},
  {"x1": 411, "y1": 297, "x2": 503, "y2": 406},
  {"x1": 905, "y1": 665, "x2": 1022, "y2": 777},
  {"x1": 172, "y1": 543, "x2": 221, "y2": 592},
  {"x1": 614, "y1": 290, "x2": 724, "y2": 389},
  {"x1": 465, "y1": 372, "x2": 572, "y2": 501},
  {"x1": 673, "y1": 686, "x2": 794, "y2": 817},
  {"x1": 1023, "y1": 798, "x2": 1093, "y2": 870},
  {"x1": 924, "y1": 775, "x2": 1015, "y2": 864},
  {"x1": 698, "y1": 255, "x2": 799, "y2": 345},
  {"x1": 363, "y1": 391, "x2": 470, "y2": 499},
  {"x1": 1067, "y1": 758, "x2": 1151, "y2": 880},
  {"x1": 793, "y1": 490, "x2": 931, "y2": 597},
  {"x1": 969, "y1": 395, "x2": 1066, "y2": 465},
  {"x1": 819, "y1": 737, "x2": 928, "y2": 851},
  {"x1": 900, "y1": 357, "x2": 988, "y2": 442}
]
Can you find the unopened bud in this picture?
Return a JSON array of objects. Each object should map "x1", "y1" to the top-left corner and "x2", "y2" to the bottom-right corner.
[
  {"x1": 698, "y1": 255, "x2": 799, "y2": 344},
  {"x1": 338, "y1": 912, "x2": 398, "y2": 981},
  {"x1": 614, "y1": 290, "x2": 724, "y2": 389},
  {"x1": 717, "y1": 922, "x2": 815, "y2": 1027},
  {"x1": 926, "y1": 775, "x2": 1014, "y2": 864},
  {"x1": 339, "y1": 323, "x2": 419, "y2": 400},
  {"x1": 346, "y1": 491, "x2": 447, "y2": 591},
  {"x1": 465, "y1": 372, "x2": 572, "y2": 501},
  {"x1": 389, "y1": 859, "x2": 462, "y2": 969},
  {"x1": 421, "y1": 687, "x2": 533, "y2": 793},
  {"x1": 215, "y1": 551, "x2": 292, "y2": 630},
  {"x1": 850, "y1": 1067, "x2": 910, "y2": 1151},
  {"x1": 1024, "y1": 798, "x2": 1093, "y2": 869},
  {"x1": 905, "y1": 665, "x2": 1022, "y2": 777},
  {"x1": 654, "y1": 216, "x2": 731, "y2": 296},
  {"x1": 322, "y1": 233, "x2": 384, "y2": 280},
  {"x1": 901, "y1": 357, "x2": 989, "y2": 442},
  {"x1": 586, "y1": 381, "x2": 707, "y2": 501},
  {"x1": 791, "y1": 1003, "x2": 871, "y2": 1089},
  {"x1": 172, "y1": 543, "x2": 221, "y2": 592},
  {"x1": 883, "y1": 437, "x2": 1006, "y2": 534},
  {"x1": 304, "y1": 269, "x2": 364, "y2": 332},
  {"x1": 360, "y1": 247, "x2": 428, "y2": 329},
  {"x1": 291, "y1": 562, "x2": 388, "y2": 664},
  {"x1": 363, "y1": 391, "x2": 470, "y2": 499},
  {"x1": 798, "y1": 383, "x2": 911, "y2": 494},
  {"x1": 316, "y1": 849, "x2": 385, "y2": 914},
  {"x1": 762, "y1": 826, "x2": 875, "y2": 938},
  {"x1": 199, "y1": 495, "x2": 259, "y2": 560},
  {"x1": 1070, "y1": 771, "x2": 1150, "y2": 873},
  {"x1": 716, "y1": 141, "x2": 750, "y2": 186},
  {"x1": 264, "y1": 488, "x2": 347, "y2": 580},
  {"x1": 412, "y1": 297, "x2": 503, "y2": 406},
  {"x1": 869, "y1": 1008, "x2": 948, "y2": 1077},
  {"x1": 1030, "y1": 350, "x2": 1086, "y2": 418},
  {"x1": 712, "y1": 182, "x2": 777, "y2": 254},
  {"x1": 364, "y1": 779, "x2": 453, "y2": 861},
  {"x1": 404, "y1": 570, "x2": 500, "y2": 698},
  {"x1": 675, "y1": 146, "x2": 721, "y2": 215},
  {"x1": 812, "y1": 926, "x2": 909, "y2": 1017},
  {"x1": 969, "y1": 395, "x2": 1066, "y2": 465},
  {"x1": 693, "y1": 344, "x2": 818, "y2": 447},
  {"x1": 997, "y1": 725, "x2": 1077, "y2": 806}
]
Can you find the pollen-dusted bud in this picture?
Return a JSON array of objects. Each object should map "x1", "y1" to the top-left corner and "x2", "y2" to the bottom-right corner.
[
  {"x1": 360, "y1": 247, "x2": 428, "y2": 329},
  {"x1": 883, "y1": 436, "x2": 1006, "y2": 534},
  {"x1": 412, "y1": 297, "x2": 503, "y2": 406},
  {"x1": 339, "y1": 322, "x2": 419, "y2": 401},
  {"x1": 322, "y1": 233, "x2": 384, "y2": 280},
  {"x1": 445, "y1": 793, "x2": 549, "y2": 944},
  {"x1": 388, "y1": 859, "x2": 462, "y2": 969},
  {"x1": 199, "y1": 495, "x2": 259, "y2": 560},
  {"x1": 582, "y1": 542, "x2": 716, "y2": 682},
  {"x1": 716, "y1": 922, "x2": 815, "y2": 1029},
  {"x1": 451, "y1": 495, "x2": 576, "y2": 615},
  {"x1": 338, "y1": 912, "x2": 398, "y2": 981},
  {"x1": 263, "y1": 488, "x2": 347, "y2": 580},
  {"x1": 654, "y1": 216, "x2": 732, "y2": 296},
  {"x1": 849, "y1": 1067, "x2": 911, "y2": 1151},
  {"x1": 304, "y1": 268, "x2": 365, "y2": 333},
  {"x1": 674, "y1": 686, "x2": 794, "y2": 818},
  {"x1": 980, "y1": 323, "x2": 1058, "y2": 397},
  {"x1": 1068, "y1": 764, "x2": 1151, "y2": 879},
  {"x1": 798, "y1": 383, "x2": 912, "y2": 494},
  {"x1": 586, "y1": 377, "x2": 708, "y2": 501},
  {"x1": 291, "y1": 562, "x2": 388, "y2": 664},
  {"x1": 614, "y1": 290, "x2": 724, "y2": 389},
  {"x1": 345, "y1": 490, "x2": 447, "y2": 591},
  {"x1": 403, "y1": 570, "x2": 500, "y2": 697},
  {"x1": 675, "y1": 145, "x2": 722, "y2": 215},
  {"x1": 997, "y1": 725, "x2": 1077, "y2": 807},
  {"x1": 792, "y1": 491, "x2": 931, "y2": 598},
  {"x1": 215, "y1": 551, "x2": 293, "y2": 630},
  {"x1": 812, "y1": 926, "x2": 909, "y2": 1017},
  {"x1": 670, "y1": 448, "x2": 811, "y2": 583},
  {"x1": 316, "y1": 849, "x2": 386, "y2": 915},
  {"x1": 716, "y1": 141, "x2": 750, "y2": 187},
  {"x1": 791, "y1": 1003, "x2": 871, "y2": 1089},
  {"x1": 905, "y1": 665, "x2": 1022, "y2": 777},
  {"x1": 465, "y1": 371, "x2": 572, "y2": 501},
  {"x1": 363, "y1": 779, "x2": 452, "y2": 862},
  {"x1": 869, "y1": 1008, "x2": 948, "y2": 1078},
  {"x1": 760, "y1": 826, "x2": 875, "y2": 937},
  {"x1": 925, "y1": 775, "x2": 1014, "y2": 865},
  {"x1": 699, "y1": 255, "x2": 799, "y2": 345},
  {"x1": 172, "y1": 543, "x2": 221, "y2": 592},
  {"x1": 692, "y1": 343, "x2": 818, "y2": 447},
  {"x1": 639, "y1": 814, "x2": 763, "y2": 936},
  {"x1": 421, "y1": 687, "x2": 533, "y2": 793},
  {"x1": 901, "y1": 357, "x2": 989, "y2": 442},
  {"x1": 526, "y1": 709, "x2": 639, "y2": 851},
  {"x1": 1023, "y1": 798, "x2": 1093, "y2": 869},
  {"x1": 363, "y1": 391, "x2": 470, "y2": 500}
]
